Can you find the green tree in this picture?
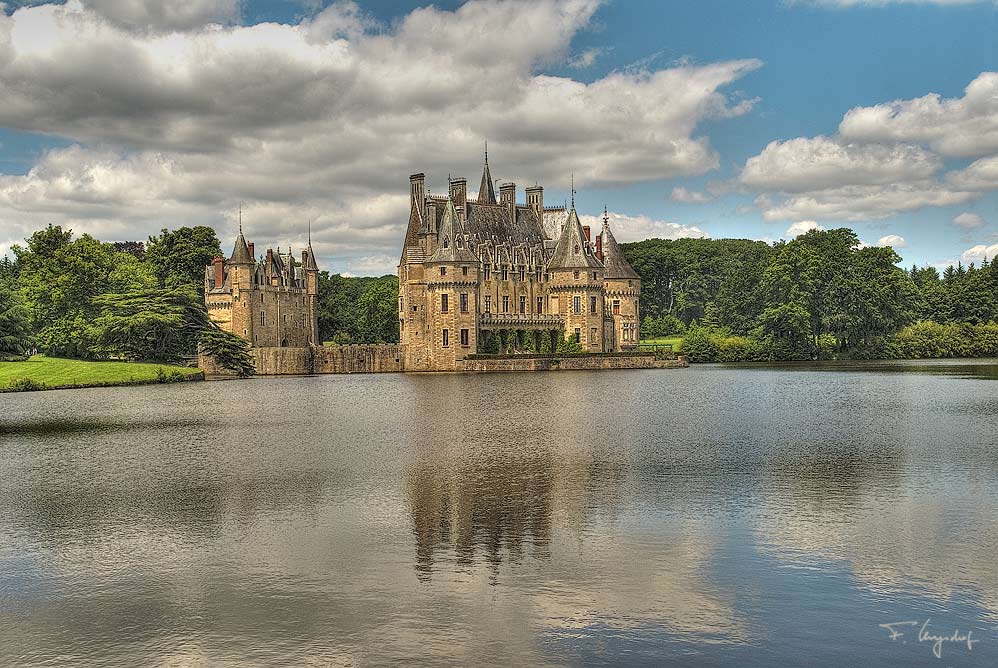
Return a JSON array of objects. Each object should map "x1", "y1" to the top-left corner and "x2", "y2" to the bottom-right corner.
[
  {"x1": 0, "y1": 282, "x2": 32, "y2": 358},
  {"x1": 145, "y1": 227, "x2": 222, "y2": 293}
]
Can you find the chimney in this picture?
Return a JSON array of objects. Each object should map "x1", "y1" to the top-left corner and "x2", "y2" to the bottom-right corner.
[
  {"x1": 525, "y1": 184, "x2": 543, "y2": 219},
  {"x1": 499, "y1": 182, "x2": 516, "y2": 220},
  {"x1": 583, "y1": 225, "x2": 591, "y2": 242},
  {"x1": 449, "y1": 177, "x2": 467, "y2": 217},
  {"x1": 248, "y1": 242, "x2": 255, "y2": 260},
  {"x1": 266, "y1": 248, "x2": 274, "y2": 266},
  {"x1": 410, "y1": 173, "x2": 425, "y2": 212},
  {"x1": 213, "y1": 256, "x2": 224, "y2": 287},
  {"x1": 595, "y1": 235, "x2": 603, "y2": 261}
]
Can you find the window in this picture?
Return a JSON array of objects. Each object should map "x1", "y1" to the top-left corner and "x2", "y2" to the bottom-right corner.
[
  {"x1": 590, "y1": 296, "x2": 597, "y2": 314},
  {"x1": 442, "y1": 329, "x2": 449, "y2": 347},
  {"x1": 612, "y1": 299, "x2": 620, "y2": 315},
  {"x1": 460, "y1": 329, "x2": 469, "y2": 346},
  {"x1": 484, "y1": 265, "x2": 491, "y2": 280},
  {"x1": 462, "y1": 266, "x2": 468, "y2": 276},
  {"x1": 573, "y1": 296, "x2": 581, "y2": 314},
  {"x1": 501, "y1": 267, "x2": 508, "y2": 281},
  {"x1": 590, "y1": 327, "x2": 597, "y2": 343},
  {"x1": 440, "y1": 266, "x2": 447, "y2": 276},
  {"x1": 502, "y1": 295, "x2": 510, "y2": 313},
  {"x1": 536, "y1": 269, "x2": 541, "y2": 282},
  {"x1": 441, "y1": 293, "x2": 449, "y2": 313},
  {"x1": 519, "y1": 296, "x2": 526, "y2": 314},
  {"x1": 260, "y1": 310, "x2": 266, "y2": 326},
  {"x1": 574, "y1": 270, "x2": 580, "y2": 279},
  {"x1": 484, "y1": 296, "x2": 491, "y2": 313},
  {"x1": 536, "y1": 296, "x2": 543, "y2": 314},
  {"x1": 574, "y1": 328, "x2": 581, "y2": 343},
  {"x1": 592, "y1": 272, "x2": 597, "y2": 281},
  {"x1": 519, "y1": 267, "x2": 525, "y2": 281},
  {"x1": 460, "y1": 292, "x2": 468, "y2": 313}
]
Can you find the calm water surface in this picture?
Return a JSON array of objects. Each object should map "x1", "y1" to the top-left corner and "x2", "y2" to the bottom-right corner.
[{"x1": 2, "y1": 360, "x2": 997, "y2": 667}]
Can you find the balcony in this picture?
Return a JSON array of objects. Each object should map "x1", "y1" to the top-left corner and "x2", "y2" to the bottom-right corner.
[{"x1": 479, "y1": 313, "x2": 565, "y2": 330}]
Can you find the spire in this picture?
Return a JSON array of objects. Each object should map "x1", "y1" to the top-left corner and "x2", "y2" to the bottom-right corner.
[
  {"x1": 228, "y1": 206, "x2": 253, "y2": 265},
  {"x1": 478, "y1": 141, "x2": 497, "y2": 205},
  {"x1": 570, "y1": 173, "x2": 575, "y2": 208},
  {"x1": 547, "y1": 205, "x2": 602, "y2": 271},
  {"x1": 303, "y1": 218, "x2": 318, "y2": 271},
  {"x1": 603, "y1": 205, "x2": 609, "y2": 229}
]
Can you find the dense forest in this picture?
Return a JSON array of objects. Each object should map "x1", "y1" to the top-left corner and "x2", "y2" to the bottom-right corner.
[
  {"x1": 623, "y1": 228, "x2": 998, "y2": 361},
  {"x1": 3, "y1": 224, "x2": 996, "y2": 366},
  {"x1": 0, "y1": 225, "x2": 398, "y2": 368}
]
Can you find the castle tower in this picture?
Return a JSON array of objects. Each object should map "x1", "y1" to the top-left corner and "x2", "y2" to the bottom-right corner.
[
  {"x1": 302, "y1": 225, "x2": 320, "y2": 346},
  {"x1": 226, "y1": 223, "x2": 256, "y2": 343},
  {"x1": 601, "y1": 208, "x2": 641, "y2": 350},
  {"x1": 424, "y1": 198, "x2": 480, "y2": 370},
  {"x1": 400, "y1": 173, "x2": 431, "y2": 370},
  {"x1": 546, "y1": 203, "x2": 606, "y2": 352},
  {"x1": 478, "y1": 145, "x2": 496, "y2": 205}
]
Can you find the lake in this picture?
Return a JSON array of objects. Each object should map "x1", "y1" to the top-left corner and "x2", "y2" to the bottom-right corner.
[{"x1": 2, "y1": 360, "x2": 997, "y2": 666}]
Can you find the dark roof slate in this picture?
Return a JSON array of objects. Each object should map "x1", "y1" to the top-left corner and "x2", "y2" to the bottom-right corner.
[
  {"x1": 601, "y1": 222, "x2": 639, "y2": 279},
  {"x1": 546, "y1": 207, "x2": 602, "y2": 270}
]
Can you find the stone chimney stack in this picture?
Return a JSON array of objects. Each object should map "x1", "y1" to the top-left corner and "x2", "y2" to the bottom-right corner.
[
  {"x1": 583, "y1": 225, "x2": 591, "y2": 242},
  {"x1": 213, "y1": 256, "x2": 224, "y2": 287},
  {"x1": 449, "y1": 177, "x2": 467, "y2": 219},
  {"x1": 247, "y1": 242, "x2": 255, "y2": 260},
  {"x1": 595, "y1": 235, "x2": 603, "y2": 261},
  {"x1": 525, "y1": 184, "x2": 543, "y2": 220},
  {"x1": 410, "y1": 173, "x2": 425, "y2": 214},
  {"x1": 500, "y1": 182, "x2": 516, "y2": 220}
]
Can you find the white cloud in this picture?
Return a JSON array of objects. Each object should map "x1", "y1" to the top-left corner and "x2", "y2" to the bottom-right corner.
[
  {"x1": 874, "y1": 234, "x2": 907, "y2": 248},
  {"x1": 344, "y1": 254, "x2": 398, "y2": 276},
  {"x1": 952, "y1": 212, "x2": 986, "y2": 229},
  {"x1": 0, "y1": 0, "x2": 760, "y2": 273},
  {"x1": 839, "y1": 71, "x2": 998, "y2": 159},
  {"x1": 578, "y1": 212, "x2": 709, "y2": 242},
  {"x1": 740, "y1": 136, "x2": 941, "y2": 192},
  {"x1": 785, "y1": 221, "x2": 824, "y2": 237},
  {"x1": 670, "y1": 186, "x2": 714, "y2": 203},
  {"x1": 83, "y1": 0, "x2": 240, "y2": 32},
  {"x1": 566, "y1": 47, "x2": 605, "y2": 69},
  {"x1": 753, "y1": 183, "x2": 977, "y2": 222},
  {"x1": 960, "y1": 243, "x2": 998, "y2": 264},
  {"x1": 946, "y1": 155, "x2": 998, "y2": 191}
]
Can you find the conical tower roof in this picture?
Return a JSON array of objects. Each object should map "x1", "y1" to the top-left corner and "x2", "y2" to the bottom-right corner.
[
  {"x1": 547, "y1": 206, "x2": 602, "y2": 270},
  {"x1": 229, "y1": 229, "x2": 253, "y2": 265},
  {"x1": 478, "y1": 147, "x2": 496, "y2": 205},
  {"x1": 601, "y1": 215, "x2": 639, "y2": 279},
  {"x1": 303, "y1": 221, "x2": 318, "y2": 270},
  {"x1": 429, "y1": 198, "x2": 478, "y2": 263}
]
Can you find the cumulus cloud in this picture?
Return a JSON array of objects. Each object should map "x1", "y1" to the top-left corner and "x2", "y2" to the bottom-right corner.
[
  {"x1": 0, "y1": 0, "x2": 760, "y2": 272},
  {"x1": 740, "y1": 136, "x2": 941, "y2": 192},
  {"x1": 952, "y1": 212, "x2": 986, "y2": 229},
  {"x1": 670, "y1": 186, "x2": 715, "y2": 203},
  {"x1": 961, "y1": 243, "x2": 998, "y2": 263},
  {"x1": 946, "y1": 155, "x2": 998, "y2": 191},
  {"x1": 578, "y1": 212, "x2": 709, "y2": 242},
  {"x1": 752, "y1": 183, "x2": 976, "y2": 222},
  {"x1": 874, "y1": 234, "x2": 907, "y2": 248},
  {"x1": 839, "y1": 72, "x2": 998, "y2": 159},
  {"x1": 785, "y1": 221, "x2": 824, "y2": 237}
]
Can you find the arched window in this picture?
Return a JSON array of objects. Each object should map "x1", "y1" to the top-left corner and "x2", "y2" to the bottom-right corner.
[{"x1": 443, "y1": 237, "x2": 450, "y2": 249}]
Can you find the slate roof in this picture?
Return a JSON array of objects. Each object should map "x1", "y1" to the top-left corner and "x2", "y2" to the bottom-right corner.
[
  {"x1": 465, "y1": 203, "x2": 546, "y2": 248},
  {"x1": 601, "y1": 222, "x2": 639, "y2": 279},
  {"x1": 546, "y1": 207, "x2": 603, "y2": 270},
  {"x1": 429, "y1": 198, "x2": 478, "y2": 263},
  {"x1": 478, "y1": 157, "x2": 497, "y2": 205},
  {"x1": 229, "y1": 230, "x2": 253, "y2": 264}
]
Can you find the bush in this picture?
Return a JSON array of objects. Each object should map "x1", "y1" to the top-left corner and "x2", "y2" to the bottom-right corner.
[
  {"x1": 642, "y1": 314, "x2": 687, "y2": 338},
  {"x1": 682, "y1": 326, "x2": 720, "y2": 362},
  {"x1": 155, "y1": 367, "x2": 187, "y2": 383},
  {"x1": 6, "y1": 378, "x2": 46, "y2": 392}
]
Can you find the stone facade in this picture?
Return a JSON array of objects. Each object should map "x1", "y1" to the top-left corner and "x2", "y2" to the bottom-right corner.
[
  {"x1": 205, "y1": 228, "x2": 319, "y2": 348},
  {"x1": 202, "y1": 345, "x2": 405, "y2": 375},
  {"x1": 398, "y1": 153, "x2": 642, "y2": 372},
  {"x1": 462, "y1": 354, "x2": 688, "y2": 373}
]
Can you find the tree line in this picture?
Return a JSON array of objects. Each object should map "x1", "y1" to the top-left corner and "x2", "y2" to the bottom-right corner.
[{"x1": 623, "y1": 228, "x2": 998, "y2": 361}]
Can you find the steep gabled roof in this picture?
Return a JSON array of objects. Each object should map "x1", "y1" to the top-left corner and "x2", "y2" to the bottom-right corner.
[
  {"x1": 601, "y1": 220, "x2": 639, "y2": 279},
  {"x1": 478, "y1": 155, "x2": 496, "y2": 205},
  {"x1": 429, "y1": 198, "x2": 478, "y2": 263},
  {"x1": 547, "y1": 207, "x2": 602, "y2": 270}
]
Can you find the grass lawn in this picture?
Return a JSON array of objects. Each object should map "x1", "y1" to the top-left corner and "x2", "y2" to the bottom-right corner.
[
  {"x1": 0, "y1": 355, "x2": 203, "y2": 392},
  {"x1": 639, "y1": 336, "x2": 684, "y2": 353}
]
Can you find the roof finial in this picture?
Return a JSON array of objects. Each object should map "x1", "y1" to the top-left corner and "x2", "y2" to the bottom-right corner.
[
  {"x1": 603, "y1": 204, "x2": 609, "y2": 228},
  {"x1": 570, "y1": 173, "x2": 575, "y2": 208},
  {"x1": 238, "y1": 203, "x2": 243, "y2": 233},
  {"x1": 307, "y1": 217, "x2": 312, "y2": 246},
  {"x1": 484, "y1": 139, "x2": 488, "y2": 164}
]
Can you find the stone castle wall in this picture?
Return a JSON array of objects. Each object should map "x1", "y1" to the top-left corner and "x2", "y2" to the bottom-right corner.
[{"x1": 461, "y1": 354, "x2": 689, "y2": 373}]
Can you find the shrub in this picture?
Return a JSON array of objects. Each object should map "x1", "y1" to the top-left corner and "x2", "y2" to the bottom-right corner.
[
  {"x1": 7, "y1": 378, "x2": 46, "y2": 392},
  {"x1": 683, "y1": 326, "x2": 720, "y2": 362}
]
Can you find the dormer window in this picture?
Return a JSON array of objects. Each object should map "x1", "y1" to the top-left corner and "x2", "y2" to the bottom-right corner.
[{"x1": 443, "y1": 237, "x2": 450, "y2": 249}]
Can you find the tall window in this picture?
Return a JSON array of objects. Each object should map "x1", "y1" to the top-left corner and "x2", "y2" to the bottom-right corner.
[
  {"x1": 460, "y1": 329, "x2": 469, "y2": 346},
  {"x1": 574, "y1": 271, "x2": 580, "y2": 279},
  {"x1": 519, "y1": 267, "x2": 525, "y2": 281},
  {"x1": 484, "y1": 295, "x2": 491, "y2": 313},
  {"x1": 612, "y1": 299, "x2": 620, "y2": 315},
  {"x1": 502, "y1": 295, "x2": 510, "y2": 313},
  {"x1": 519, "y1": 296, "x2": 526, "y2": 314},
  {"x1": 574, "y1": 328, "x2": 581, "y2": 343},
  {"x1": 440, "y1": 266, "x2": 447, "y2": 276},
  {"x1": 460, "y1": 293, "x2": 468, "y2": 313},
  {"x1": 590, "y1": 327, "x2": 597, "y2": 343},
  {"x1": 573, "y1": 296, "x2": 581, "y2": 314},
  {"x1": 441, "y1": 293, "x2": 449, "y2": 313},
  {"x1": 442, "y1": 329, "x2": 449, "y2": 347},
  {"x1": 260, "y1": 311, "x2": 266, "y2": 326},
  {"x1": 484, "y1": 265, "x2": 491, "y2": 280},
  {"x1": 462, "y1": 266, "x2": 468, "y2": 276},
  {"x1": 590, "y1": 296, "x2": 597, "y2": 314},
  {"x1": 501, "y1": 267, "x2": 508, "y2": 281},
  {"x1": 536, "y1": 269, "x2": 541, "y2": 282},
  {"x1": 536, "y1": 296, "x2": 543, "y2": 314}
]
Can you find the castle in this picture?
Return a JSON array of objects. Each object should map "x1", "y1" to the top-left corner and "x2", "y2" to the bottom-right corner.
[
  {"x1": 204, "y1": 225, "x2": 319, "y2": 348},
  {"x1": 398, "y1": 153, "x2": 641, "y2": 372}
]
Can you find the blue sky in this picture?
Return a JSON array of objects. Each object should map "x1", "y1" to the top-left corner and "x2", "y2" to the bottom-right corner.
[{"x1": 1, "y1": 0, "x2": 996, "y2": 273}]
